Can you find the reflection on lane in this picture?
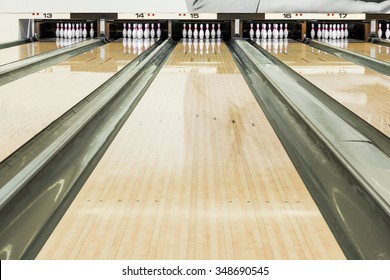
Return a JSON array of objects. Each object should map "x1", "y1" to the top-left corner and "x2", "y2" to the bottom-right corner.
[{"x1": 256, "y1": 40, "x2": 390, "y2": 139}]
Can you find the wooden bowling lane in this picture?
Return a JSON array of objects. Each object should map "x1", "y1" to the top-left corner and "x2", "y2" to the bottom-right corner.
[
  {"x1": 327, "y1": 41, "x2": 390, "y2": 63},
  {"x1": 0, "y1": 41, "x2": 59, "y2": 66},
  {"x1": 36, "y1": 40, "x2": 345, "y2": 260},
  {"x1": 259, "y1": 41, "x2": 390, "y2": 139},
  {"x1": 0, "y1": 39, "x2": 153, "y2": 162}
]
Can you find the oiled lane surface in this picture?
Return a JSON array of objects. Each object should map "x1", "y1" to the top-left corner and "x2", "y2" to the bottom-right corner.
[
  {"x1": 258, "y1": 40, "x2": 390, "y2": 139},
  {"x1": 323, "y1": 40, "x2": 390, "y2": 63},
  {"x1": 0, "y1": 41, "x2": 60, "y2": 66},
  {"x1": 0, "y1": 39, "x2": 154, "y2": 162},
  {"x1": 37, "y1": 39, "x2": 345, "y2": 260}
]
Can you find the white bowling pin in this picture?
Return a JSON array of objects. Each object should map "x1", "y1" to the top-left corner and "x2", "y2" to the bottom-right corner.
[
  {"x1": 378, "y1": 23, "x2": 383, "y2": 38},
  {"x1": 132, "y1": 23, "x2": 137, "y2": 39},
  {"x1": 71, "y1": 23, "x2": 75, "y2": 38},
  {"x1": 279, "y1": 23, "x2": 283, "y2": 39},
  {"x1": 199, "y1": 24, "x2": 204, "y2": 39},
  {"x1": 385, "y1": 24, "x2": 390, "y2": 39},
  {"x1": 216, "y1": 23, "x2": 221, "y2": 39},
  {"x1": 255, "y1": 24, "x2": 260, "y2": 39},
  {"x1": 64, "y1": 23, "x2": 68, "y2": 38},
  {"x1": 273, "y1": 24, "x2": 278, "y2": 39},
  {"x1": 144, "y1": 23, "x2": 150, "y2": 39},
  {"x1": 122, "y1": 23, "x2": 127, "y2": 38},
  {"x1": 340, "y1": 24, "x2": 345, "y2": 39},
  {"x1": 55, "y1": 23, "x2": 60, "y2": 37},
  {"x1": 188, "y1": 23, "x2": 193, "y2": 39},
  {"x1": 333, "y1": 24, "x2": 337, "y2": 40},
  {"x1": 82, "y1": 23, "x2": 87, "y2": 38},
  {"x1": 182, "y1": 23, "x2": 187, "y2": 38},
  {"x1": 90, "y1": 23, "x2": 94, "y2": 38},
  {"x1": 68, "y1": 24, "x2": 73, "y2": 39},
  {"x1": 344, "y1": 23, "x2": 349, "y2": 39},
  {"x1": 249, "y1": 23, "x2": 254, "y2": 39},
  {"x1": 193, "y1": 23, "x2": 199, "y2": 39},
  {"x1": 317, "y1": 24, "x2": 322, "y2": 39},
  {"x1": 267, "y1": 24, "x2": 272, "y2": 39},
  {"x1": 60, "y1": 23, "x2": 64, "y2": 38},
  {"x1": 156, "y1": 23, "x2": 161, "y2": 38},
  {"x1": 137, "y1": 24, "x2": 143, "y2": 39},
  {"x1": 205, "y1": 24, "x2": 210, "y2": 39},
  {"x1": 75, "y1": 23, "x2": 80, "y2": 38},
  {"x1": 150, "y1": 23, "x2": 155, "y2": 38},
  {"x1": 261, "y1": 24, "x2": 267, "y2": 39},
  {"x1": 310, "y1": 23, "x2": 315, "y2": 39},
  {"x1": 284, "y1": 23, "x2": 288, "y2": 39},
  {"x1": 211, "y1": 24, "x2": 216, "y2": 39},
  {"x1": 336, "y1": 24, "x2": 341, "y2": 39}
]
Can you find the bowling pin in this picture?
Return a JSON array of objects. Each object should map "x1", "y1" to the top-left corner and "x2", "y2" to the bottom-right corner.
[
  {"x1": 55, "y1": 23, "x2": 60, "y2": 37},
  {"x1": 385, "y1": 24, "x2": 390, "y2": 39},
  {"x1": 310, "y1": 23, "x2": 315, "y2": 39},
  {"x1": 273, "y1": 24, "x2": 278, "y2": 39},
  {"x1": 68, "y1": 24, "x2": 73, "y2": 39},
  {"x1": 75, "y1": 23, "x2": 80, "y2": 38},
  {"x1": 255, "y1": 24, "x2": 260, "y2": 39},
  {"x1": 324, "y1": 24, "x2": 329, "y2": 39},
  {"x1": 317, "y1": 24, "x2": 322, "y2": 39},
  {"x1": 137, "y1": 24, "x2": 143, "y2": 39},
  {"x1": 64, "y1": 23, "x2": 68, "y2": 38},
  {"x1": 261, "y1": 24, "x2": 267, "y2": 39},
  {"x1": 279, "y1": 23, "x2": 283, "y2": 39},
  {"x1": 336, "y1": 24, "x2": 341, "y2": 39},
  {"x1": 71, "y1": 23, "x2": 75, "y2": 38},
  {"x1": 211, "y1": 24, "x2": 216, "y2": 39},
  {"x1": 340, "y1": 24, "x2": 345, "y2": 39},
  {"x1": 122, "y1": 23, "x2": 127, "y2": 38},
  {"x1": 144, "y1": 23, "x2": 150, "y2": 39},
  {"x1": 132, "y1": 24, "x2": 137, "y2": 39},
  {"x1": 216, "y1": 23, "x2": 221, "y2": 39},
  {"x1": 267, "y1": 24, "x2": 272, "y2": 39},
  {"x1": 249, "y1": 23, "x2": 254, "y2": 39},
  {"x1": 60, "y1": 23, "x2": 64, "y2": 38},
  {"x1": 182, "y1": 23, "x2": 187, "y2": 38},
  {"x1": 188, "y1": 23, "x2": 193, "y2": 39},
  {"x1": 344, "y1": 23, "x2": 349, "y2": 39},
  {"x1": 199, "y1": 24, "x2": 204, "y2": 39},
  {"x1": 82, "y1": 23, "x2": 87, "y2": 38},
  {"x1": 156, "y1": 23, "x2": 161, "y2": 38},
  {"x1": 90, "y1": 23, "x2": 94, "y2": 38},
  {"x1": 150, "y1": 23, "x2": 155, "y2": 38},
  {"x1": 378, "y1": 23, "x2": 383, "y2": 38},
  {"x1": 205, "y1": 23, "x2": 210, "y2": 39},
  {"x1": 284, "y1": 23, "x2": 288, "y2": 39},
  {"x1": 333, "y1": 24, "x2": 337, "y2": 40},
  {"x1": 194, "y1": 23, "x2": 199, "y2": 39}
]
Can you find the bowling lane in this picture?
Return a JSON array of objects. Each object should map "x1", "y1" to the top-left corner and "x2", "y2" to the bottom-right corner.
[
  {"x1": 0, "y1": 39, "x2": 153, "y2": 162},
  {"x1": 258, "y1": 40, "x2": 390, "y2": 139},
  {"x1": 323, "y1": 40, "x2": 390, "y2": 63},
  {"x1": 0, "y1": 41, "x2": 60, "y2": 66},
  {"x1": 37, "y1": 39, "x2": 345, "y2": 260}
]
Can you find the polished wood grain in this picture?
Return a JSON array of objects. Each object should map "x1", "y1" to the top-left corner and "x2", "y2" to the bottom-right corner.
[
  {"x1": 258, "y1": 40, "x2": 390, "y2": 140},
  {"x1": 37, "y1": 39, "x2": 345, "y2": 260},
  {"x1": 0, "y1": 40, "x2": 150, "y2": 162},
  {"x1": 0, "y1": 41, "x2": 59, "y2": 66}
]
